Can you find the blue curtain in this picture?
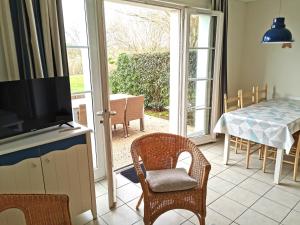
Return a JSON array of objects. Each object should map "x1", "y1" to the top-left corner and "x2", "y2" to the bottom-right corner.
[
  {"x1": 212, "y1": 0, "x2": 228, "y2": 114},
  {"x1": 9, "y1": 0, "x2": 69, "y2": 80}
]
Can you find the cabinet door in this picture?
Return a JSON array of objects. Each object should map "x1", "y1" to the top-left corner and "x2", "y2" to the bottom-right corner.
[
  {"x1": 41, "y1": 143, "x2": 92, "y2": 217},
  {"x1": 0, "y1": 148, "x2": 44, "y2": 225}
]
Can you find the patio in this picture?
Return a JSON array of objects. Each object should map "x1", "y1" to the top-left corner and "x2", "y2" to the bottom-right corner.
[{"x1": 112, "y1": 114, "x2": 170, "y2": 169}]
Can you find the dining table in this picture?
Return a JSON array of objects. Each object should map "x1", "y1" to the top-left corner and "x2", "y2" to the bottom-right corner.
[{"x1": 214, "y1": 98, "x2": 300, "y2": 184}]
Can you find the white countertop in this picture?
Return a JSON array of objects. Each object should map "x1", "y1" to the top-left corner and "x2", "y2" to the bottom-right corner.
[{"x1": 0, "y1": 123, "x2": 92, "y2": 156}]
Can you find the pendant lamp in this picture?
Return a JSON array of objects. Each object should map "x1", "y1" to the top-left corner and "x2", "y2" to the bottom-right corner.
[{"x1": 262, "y1": 0, "x2": 294, "y2": 48}]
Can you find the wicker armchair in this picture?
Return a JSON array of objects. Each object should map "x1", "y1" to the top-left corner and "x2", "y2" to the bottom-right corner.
[
  {"x1": 131, "y1": 133, "x2": 211, "y2": 225},
  {"x1": 0, "y1": 194, "x2": 72, "y2": 225}
]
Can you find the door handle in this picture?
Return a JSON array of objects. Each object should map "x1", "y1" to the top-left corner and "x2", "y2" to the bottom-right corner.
[{"x1": 96, "y1": 111, "x2": 117, "y2": 117}]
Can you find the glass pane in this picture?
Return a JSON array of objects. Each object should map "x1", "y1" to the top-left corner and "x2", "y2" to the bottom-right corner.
[
  {"x1": 189, "y1": 49, "x2": 214, "y2": 79},
  {"x1": 189, "y1": 14, "x2": 216, "y2": 48},
  {"x1": 187, "y1": 109, "x2": 211, "y2": 137},
  {"x1": 187, "y1": 80, "x2": 212, "y2": 108},
  {"x1": 62, "y1": 0, "x2": 88, "y2": 46},
  {"x1": 71, "y1": 92, "x2": 97, "y2": 167},
  {"x1": 67, "y1": 48, "x2": 91, "y2": 93}
]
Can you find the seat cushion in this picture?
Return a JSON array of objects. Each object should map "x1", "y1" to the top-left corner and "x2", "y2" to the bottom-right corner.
[{"x1": 146, "y1": 168, "x2": 198, "y2": 193}]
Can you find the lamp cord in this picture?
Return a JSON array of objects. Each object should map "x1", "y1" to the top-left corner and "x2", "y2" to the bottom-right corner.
[{"x1": 279, "y1": 0, "x2": 282, "y2": 16}]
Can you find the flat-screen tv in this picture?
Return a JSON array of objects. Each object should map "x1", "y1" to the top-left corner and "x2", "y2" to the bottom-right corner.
[{"x1": 0, "y1": 77, "x2": 73, "y2": 140}]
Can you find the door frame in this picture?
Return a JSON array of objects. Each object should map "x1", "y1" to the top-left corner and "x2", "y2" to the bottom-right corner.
[{"x1": 181, "y1": 8, "x2": 224, "y2": 144}]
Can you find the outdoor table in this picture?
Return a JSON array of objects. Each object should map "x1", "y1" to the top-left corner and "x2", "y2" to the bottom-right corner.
[{"x1": 214, "y1": 98, "x2": 300, "y2": 184}]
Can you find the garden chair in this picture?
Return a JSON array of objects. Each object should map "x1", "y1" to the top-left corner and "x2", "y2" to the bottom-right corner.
[
  {"x1": 131, "y1": 133, "x2": 211, "y2": 225},
  {"x1": 110, "y1": 98, "x2": 127, "y2": 137},
  {"x1": 125, "y1": 95, "x2": 144, "y2": 134},
  {"x1": 0, "y1": 194, "x2": 72, "y2": 225}
]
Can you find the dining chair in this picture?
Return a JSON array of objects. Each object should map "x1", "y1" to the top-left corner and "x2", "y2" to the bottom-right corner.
[
  {"x1": 78, "y1": 104, "x2": 87, "y2": 126},
  {"x1": 131, "y1": 133, "x2": 211, "y2": 225},
  {"x1": 262, "y1": 132, "x2": 300, "y2": 181},
  {"x1": 0, "y1": 194, "x2": 72, "y2": 225},
  {"x1": 238, "y1": 87, "x2": 255, "y2": 108},
  {"x1": 110, "y1": 98, "x2": 127, "y2": 137},
  {"x1": 255, "y1": 84, "x2": 268, "y2": 103},
  {"x1": 125, "y1": 95, "x2": 145, "y2": 134},
  {"x1": 224, "y1": 93, "x2": 241, "y2": 154},
  {"x1": 238, "y1": 88, "x2": 264, "y2": 168}
]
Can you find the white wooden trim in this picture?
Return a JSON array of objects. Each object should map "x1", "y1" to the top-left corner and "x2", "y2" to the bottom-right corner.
[
  {"x1": 94, "y1": 0, "x2": 117, "y2": 208},
  {"x1": 181, "y1": 9, "x2": 223, "y2": 142}
]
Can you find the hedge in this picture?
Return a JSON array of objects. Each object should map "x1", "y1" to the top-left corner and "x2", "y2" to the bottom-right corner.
[{"x1": 109, "y1": 52, "x2": 197, "y2": 111}]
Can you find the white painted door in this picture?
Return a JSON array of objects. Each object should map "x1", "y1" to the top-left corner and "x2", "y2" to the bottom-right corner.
[
  {"x1": 0, "y1": 157, "x2": 44, "y2": 225},
  {"x1": 182, "y1": 8, "x2": 223, "y2": 145}
]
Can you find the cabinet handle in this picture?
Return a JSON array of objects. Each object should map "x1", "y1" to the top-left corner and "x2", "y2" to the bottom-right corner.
[
  {"x1": 31, "y1": 163, "x2": 37, "y2": 168},
  {"x1": 45, "y1": 158, "x2": 50, "y2": 163}
]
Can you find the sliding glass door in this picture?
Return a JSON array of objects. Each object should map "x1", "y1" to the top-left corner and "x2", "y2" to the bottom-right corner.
[{"x1": 182, "y1": 9, "x2": 223, "y2": 144}]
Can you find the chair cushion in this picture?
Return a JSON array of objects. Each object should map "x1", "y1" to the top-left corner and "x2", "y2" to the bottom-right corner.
[{"x1": 146, "y1": 168, "x2": 198, "y2": 193}]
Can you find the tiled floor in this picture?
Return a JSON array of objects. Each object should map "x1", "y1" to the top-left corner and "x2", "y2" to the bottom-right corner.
[{"x1": 75, "y1": 140, "x2": 300, "y2": 225}]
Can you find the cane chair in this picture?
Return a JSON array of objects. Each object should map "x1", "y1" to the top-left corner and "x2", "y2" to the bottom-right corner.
[
  {"x1": 255, "y1": 84, "x2": 268, "y2": 103},
  {"x1": 110, "y1": 98, "x2": 127, "y2": 137},
  {"x1": 125, "y1": 96, "x2": 145, "y2": 134},
  {"x1": 0, "y1": 194, "x2": 72, "y2": 225},
  {"x1": 131, "y1": 133, "x2": 211, "y2": 225},
  {"x1": 263, "y1": 132, "x2": 300, "y2": 181},
  {"x1": 224, "y1": 93, "x2": 241, "y2": 154},
  {"x1": 238, "y1": 88, "x2": 264, "y2": 168}
]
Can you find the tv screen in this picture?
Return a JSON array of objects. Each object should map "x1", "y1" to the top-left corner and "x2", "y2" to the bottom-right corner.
[{"x1": 0, "y1": 77, "x2": 73, "y2": 140}]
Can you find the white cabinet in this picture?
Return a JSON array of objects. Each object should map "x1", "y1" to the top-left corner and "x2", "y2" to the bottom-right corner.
[
  {"x1": 41, "y1": 144, "x2": 92, "y2": 217},
  {"x1": 0, "y1": 148, "x2": 44, "y2": 225},
  {"x1": 0, "y1": 131, "x2": 97, "y2": 225}
]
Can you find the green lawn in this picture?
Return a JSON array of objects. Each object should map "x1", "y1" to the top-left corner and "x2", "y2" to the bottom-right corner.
[{"x1": 70, "y1": 74, "x2": 84, "y2": 93}]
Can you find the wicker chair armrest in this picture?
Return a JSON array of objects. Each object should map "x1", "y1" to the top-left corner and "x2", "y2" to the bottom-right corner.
[{"x1": 189, "y1": 143, "x2": 211, "y2": 189}]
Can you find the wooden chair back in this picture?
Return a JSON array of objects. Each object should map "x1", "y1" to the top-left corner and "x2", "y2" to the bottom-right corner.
[
  {"x1": 0, "y1": 194, "x2": 72, "y2": 225},
  {"x1": 239, "y1": 87, "x2": 255, "y2": 108},
  {"x1": 224, "y1": 93, "x2": 240, "y2": 113},
  {"x1": 110, "y1": 98, "x2": 126, "y2": 125},
  {"x1": 255, "y1": 84, "x2": 268, "y2": 103},
  {"x1": 78, "y1": 104, "x2": 87, "y2": 126},
  {"x1": 125, "y1": 96, "x2": 144, "y2": 122}
]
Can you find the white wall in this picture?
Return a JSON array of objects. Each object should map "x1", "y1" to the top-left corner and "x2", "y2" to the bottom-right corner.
[
  {"x1": 227, "y1": 0, "x2": 247, "y2": 96},
  {"x1": 240, "y1": 0, "x2": 300, "y2": 98}
]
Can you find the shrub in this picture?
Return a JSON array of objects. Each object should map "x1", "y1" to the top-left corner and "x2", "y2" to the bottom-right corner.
[
  {"x1": 109, "y1": 51, "x2": 197, "y2": 111},
  {"x1": 110, "y1": 52, "x2": 170, "y2": 111}
]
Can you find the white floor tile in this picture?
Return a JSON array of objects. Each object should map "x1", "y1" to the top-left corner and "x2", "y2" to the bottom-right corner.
[
  {"x1": 180, "y1": 220, "x2": 194, "y2": 225},
  {"x1": 225, "y1": 186, "x2": 260, "y2": 207},
  {"x1": 153, "y1": 210, "x2": 186, "y2": 225},
  {"x1": 209, "y1": 196, "x2": 247, "y2": 221},
  {"x1": 117, "y1": 182, "x2": 142, "y2": 203},
  {"x1": 251, "y1": 197, "x2": 290, "y2": 222},
  {"x1": 294, "y1": 201, "x2": 300, "y2": 212},
  {"x1": 95, "y1": 182, "x2": 108, "y2": 197},
  {"x1": 102, "y1": 204, "x2": 141, "y2": 225},
  {"x1": 217, "y1": 169, "x2": 248, "y2": 185},
  {"x1": 238, "y1": 177, "x2": 273, "y2": 196},
  {"x1": 190, "y1": 208, "x2": 232, "y2": 225},
  {"x1": 235, "y1": 209, "x2": 278, "y2": 225},
  {"x1": 206, "y1": 188, "x2": 222, "y2": 205},
  {"x1": 174, "y1": 209, "x2": 195, "y2": 220},
  {"x1": 209, "y1": 163, "x2": 228, "y2": 176},
  {"x1": 282, "y1": 210, "x2": 300, "y2": 225},
  {"x1": 264, "y1": 187, "x2": 300, "y2": 209},
  {"x1": 277, "y1": 178, "x2": 300, "y2": 197},
  {"x1": 116, "y1": 174, "x2": 131, "y2": 188},
  {"x1": 127, "y1": 196, "x2": 144, "y2": 217},
  {"x1": 208, "y1": 176, "x2": 235, "y2": 195},
  {"x1": 96, "y1": 194, "x2": 124, "y2": 216}
]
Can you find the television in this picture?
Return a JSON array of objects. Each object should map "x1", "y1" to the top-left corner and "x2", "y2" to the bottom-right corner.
[{"x1": 0, "y1": 77, "x2": 73, "y2": 140}]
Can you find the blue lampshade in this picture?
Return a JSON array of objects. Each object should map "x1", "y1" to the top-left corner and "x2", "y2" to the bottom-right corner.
[{"x1": 262, "y1": 17, "x2": 294, "y2": 43}]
